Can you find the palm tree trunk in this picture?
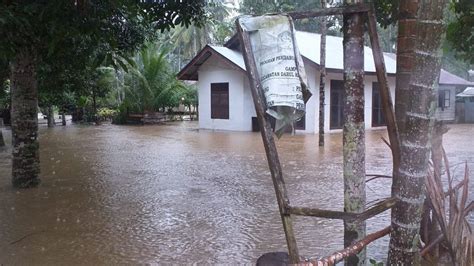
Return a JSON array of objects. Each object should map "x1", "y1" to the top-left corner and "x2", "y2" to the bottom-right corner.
[
  {"x1": 342, "y1": 1, "x2": 366, "y2": 265},
  {"x1": 394, "y1": 0, "x2": 418, "y2": 135},
  {"x1": 387, "y1": 0, "x2": 448, "y2": 264},
  {"x1": 10, "y1": 49, "x2": 40, "y2": 188},
  {"x1": 318, "y1": 0, "x2": 327, "y2": 147}
]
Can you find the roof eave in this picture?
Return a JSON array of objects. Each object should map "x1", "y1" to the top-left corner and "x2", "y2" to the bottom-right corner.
[{"x1": 177, "y1": 45, "x2": 246, "y2": 81}]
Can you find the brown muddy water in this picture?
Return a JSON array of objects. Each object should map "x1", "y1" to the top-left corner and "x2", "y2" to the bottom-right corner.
[{"x1": 0, "y1": 122, "x2": 473, "y2": 264}]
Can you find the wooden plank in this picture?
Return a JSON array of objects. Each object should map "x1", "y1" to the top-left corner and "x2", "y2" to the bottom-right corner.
[
  {"x1": 290, "y1": 197, "x2": 396, "y2": 221},
  {"x1": 366, "y1": 4, "x2": 401, "y2": 168},
  {"x1": 290, "y1": 206, "x2": 356, "y2": 220},
  {"x1": 288, "y1": 3, "x2": 370, "y2": 20},
  {"x1": 235, "y1": 19, "x2": 300, "y2": 263}
]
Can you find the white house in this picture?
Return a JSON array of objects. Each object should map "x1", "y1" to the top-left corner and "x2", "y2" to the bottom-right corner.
[{"x1": 178, "y1": 31, "x2": 473, "y2": 133}]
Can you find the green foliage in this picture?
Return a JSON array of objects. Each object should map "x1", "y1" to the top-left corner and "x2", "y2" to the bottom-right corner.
[
  {"x1": 373, "y1": 0, "x2": 399, "y2": 29},
  {"x1": 239, "y1": 0, "x2": 345, "y2": 35},
  {"x1": 112, "y1": 43, "x2": 197, "y2": 123},
  {"x1": 157, "y1": 0, "x2": 235, "y2": 72},
  {"x1": 112, "y1": 104, "x2": 129, "y2": 125},
  {"x1": 181, "y1": 85, "x2": 198, "y2": 108},
  {"x1": 446, "y1": 0, "x2": 474, "y2": 64},
  {"x1": 0, "y1": 79, "x2": 10, "y2": 109},
  {"x1": 97, "y1": 108, "x2": 117, "y2": 121},
  {"x1": 0, "y1": 1, "x2": 206, "y2": 61},
  {"x1": 0, "y1": 0, "x2": 207, "y2": 122}
]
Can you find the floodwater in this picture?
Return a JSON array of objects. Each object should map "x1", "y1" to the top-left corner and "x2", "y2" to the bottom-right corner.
[{"x1": 0, "y1": 122, "x2": 473, "y2": 264}]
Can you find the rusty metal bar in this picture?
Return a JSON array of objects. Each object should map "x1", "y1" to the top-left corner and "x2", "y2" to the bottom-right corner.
[
  {"x1": 366, "y1": 4, "x2": 401, "y2": 168},
  {"x1": 287, "y1": 3, "x2": 370, "y2": 19},
  {"x1": 235, "y1": 19, "x2": 300, "y2": 263}
]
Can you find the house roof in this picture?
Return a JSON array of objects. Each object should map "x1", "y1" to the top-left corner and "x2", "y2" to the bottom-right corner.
[
  {"x1": 457, "y1": 87, "x2": 474, "y2": 97},
  {"x1": 439, "y1": 70, "x2": 474, "y2": 86},
  {"x1": 383, "y1": 53, "x2": 474, "y2": 86},
  {"x1": 294, "y1": 31, "x2": 398, "y2": 74},
  {"x1": 177, "y1": 45, "x2": 245, "y2": 80},
  {"x1": 178, "y1": 31, "x2": 473, "y2": 87}
]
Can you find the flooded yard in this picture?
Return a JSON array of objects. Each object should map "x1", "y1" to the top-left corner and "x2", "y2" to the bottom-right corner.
[{"x1": 0, "y1": 122, "x2": 473, "y2": 264}]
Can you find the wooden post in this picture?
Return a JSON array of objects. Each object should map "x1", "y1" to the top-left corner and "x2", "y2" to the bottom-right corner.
[{"x1": 236, "y1": 19, "x2": 300, "y2": 263}]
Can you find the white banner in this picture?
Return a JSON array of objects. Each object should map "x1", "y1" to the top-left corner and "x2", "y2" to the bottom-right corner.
[{"x1": 239, "y1": 15, "x2": 311, "y2": 137}]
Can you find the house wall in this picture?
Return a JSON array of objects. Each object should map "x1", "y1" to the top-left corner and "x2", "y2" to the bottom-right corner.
[
  {"x1": 435, "y1": 85, "x2": 456, "y2": 121},
  {"x1": 321, "y1": 72, "x2": 396, "y2": 133},
  {"x1": 300, "y1": 62, "x2": 318, "y2": 133},
  {"x1": 197, "y1": 55, "x2": 397, "y2": 133},
  {"x1": 197, "y1": 56, "x2": 252, "y2": 131}
]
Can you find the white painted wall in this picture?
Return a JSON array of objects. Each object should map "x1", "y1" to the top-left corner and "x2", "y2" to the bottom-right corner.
[
  {"x1": 197, "y1": 54, "x2": 397, "y2": 133},
  {"x1": 319, "y1": 72, "x2": 396, "y2": 133},
  {"x1": 197, "y1": 54, "x2": 252, "y2": 131},
  {"x1": 299, "y1": 61, "x2": 318, "y2": 133}
]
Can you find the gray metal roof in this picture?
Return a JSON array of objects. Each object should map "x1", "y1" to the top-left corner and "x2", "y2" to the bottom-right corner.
[
  {"x1": 439, "y1": 69, "x2": 474, "y2": 86},
  {"x1": 457, "y1": 87, "x2": 474, "y2": 97},
  {"x1": 295, "y1": 31, "x2": 397, "y2": 74},
  {"x1": 179, "y1": 31, "x2": 474, "y2": 86},
  {"x1": 200, "y1": 31, "x2": 397, "y2": 74}
]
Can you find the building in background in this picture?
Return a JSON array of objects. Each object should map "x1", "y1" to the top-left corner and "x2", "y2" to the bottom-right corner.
[{"x1": 178, "y1": 31, "x2": 474, "y2": 133}]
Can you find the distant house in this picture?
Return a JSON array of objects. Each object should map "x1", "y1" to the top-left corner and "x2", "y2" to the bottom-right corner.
[
  {"x1": 178, "y1": 31, "x2": 473, "y2": 133},
  {"x1": 456, "y1": 86, "x2": 474, "y2": 123},
  {"x1": 436, "y1": 70, "x2": 474, "y2": 121}
]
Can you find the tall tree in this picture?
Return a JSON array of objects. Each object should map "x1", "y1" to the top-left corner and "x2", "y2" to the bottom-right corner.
[
  {"x1": 342, "y1": 0, "x2": 366, "y2": 265},
  {"x1": 387, "y1": 0, "x2": 448, "y2": 264},
  {"x1": 318, "y1": 0, "x2": 327, "y2": 147},
  {"x1": 0, "y1": 0, "x2": 206, "y2": 188},
  {"x1": 446, "y1": 0, "x2": 474, "y2": 64}
]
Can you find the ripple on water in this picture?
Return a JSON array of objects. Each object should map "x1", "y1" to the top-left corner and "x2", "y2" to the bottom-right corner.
[{"x1": 0, "y1": 123, "x2": 473, "y2": 264}]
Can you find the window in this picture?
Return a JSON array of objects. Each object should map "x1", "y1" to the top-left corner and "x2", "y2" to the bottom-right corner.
[
  {"x1": 438, "y1": 89, "x2": 450, "y2": 110},
  {"x1": 330, "y1": 80, "x2": 344, "y2": 129},
  {"x1": 372, "y1": 82, "x2": 386, "y2": 127},
  {"x1": 211, "y1": 83, "x2": 229, "y2": 119}
]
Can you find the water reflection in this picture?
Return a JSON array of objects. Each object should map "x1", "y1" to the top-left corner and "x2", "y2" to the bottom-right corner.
[{"x1": 0, "y1": 123, "x2": 472, "y2": 264}]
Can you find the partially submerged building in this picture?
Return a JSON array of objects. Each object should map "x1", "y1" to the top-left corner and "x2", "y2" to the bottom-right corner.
[{"x1": 178, "y1": 31, "x2": 474, "y2": 133}]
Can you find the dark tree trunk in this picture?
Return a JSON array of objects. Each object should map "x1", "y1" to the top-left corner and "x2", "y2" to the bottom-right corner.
[
  {"x1": 47, "y1": 105, "x2": 55, "y2": 128},
  {"x1": 10, "y1": 49, "x2": 40, "y2": 188},
  {"x1": 342, "y1": 1, "x2": 366, "y2": 265},
  {"x1": 61, "y1": 113, "x2": 66, "y2": 126},
  {"x1": 92, "y1": 88, "x2": 98, "y2": 124},
  {"x1": 318, "y1": 0, "x2": 327, "y2": 147},
  {"x1": 0, "y1": 129, "x2": 5, "y2": 147},
  {"x1": 388, "y1": 0, "x2": 448, "y2": 264}
]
